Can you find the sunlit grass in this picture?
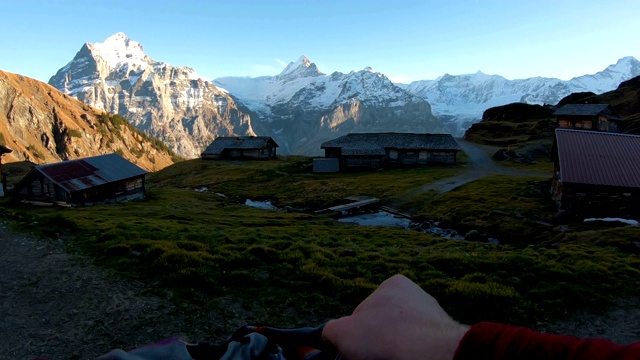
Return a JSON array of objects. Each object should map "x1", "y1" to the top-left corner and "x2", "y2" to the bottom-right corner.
[{"x1": 1, "y1": 156, "x2": 638, "y2": 329}]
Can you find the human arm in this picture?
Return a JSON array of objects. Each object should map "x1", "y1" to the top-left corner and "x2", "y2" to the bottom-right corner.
[
  {"x1": 322, "y1": 274, "x2": 469, "y2": 360},
  {"x1": 322, "y1": 274, "x2": 640, "y2": 360},
  {"x1": 455, "y1": 321, "x2": 640, "y2": 360}
]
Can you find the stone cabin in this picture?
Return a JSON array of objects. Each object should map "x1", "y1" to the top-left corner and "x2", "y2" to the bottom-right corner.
[
  {"x1": 12, "y1": 153, "x2": 147, "y2": 206},
  {"x1": 201, "y1": 136, "x2": 279, "y2": 160},
  {"x1": 553, "y1": 104, "x2": 623, "y2": 133},
  {"x1": 317, "y1": 133, "x2": 460, "y2": 171},
  {"x1": 0, "y1": 144, "x2": 12, "y2": 196},
  {"x1": 551, "y1": 128, "x2": 640, "y2": 218}
]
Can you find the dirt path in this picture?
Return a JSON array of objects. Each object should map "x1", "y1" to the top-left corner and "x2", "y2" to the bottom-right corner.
[
  {"x1": 388, "y1": 139, "x2": 548, "y2": 210},
  {"x1": 0, "y1": 222, "x2": 245, "y2": 360}
]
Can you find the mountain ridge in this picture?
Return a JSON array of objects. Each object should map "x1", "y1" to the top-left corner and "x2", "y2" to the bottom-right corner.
[
  {"x1": 0, "y1": 69, "x2": 176, "y2": 171},
  {"x1": 47, "y1": 32, "x2": 640, "y2": 156},
  {"x1": 215, "y1": 57, "x2": 446, "y2": 154},
  {"x1": 49, "y1": 33, "x2": 255, "y2": 159},
  {"x1": 50, "y1": 33, "x2": 447, "y2": 157},
  {"x1": 400, "y1": 56, "x2": 640, "y2": 135}
]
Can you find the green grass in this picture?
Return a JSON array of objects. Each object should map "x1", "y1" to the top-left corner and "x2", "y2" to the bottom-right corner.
[
  {"x1": 148, "y1": 157, "x2": 464, "y2": 209},
  {"x1": 1, "y1": 156, "x2": 638, "y2": 329},
  {"x1": 412, "y1": 175, "x2": 557, "y2": 245}
]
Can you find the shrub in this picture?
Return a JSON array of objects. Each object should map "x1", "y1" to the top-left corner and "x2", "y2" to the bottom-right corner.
[{"x1": 68, "y1": 129, "x2": 82, "y2": 138}]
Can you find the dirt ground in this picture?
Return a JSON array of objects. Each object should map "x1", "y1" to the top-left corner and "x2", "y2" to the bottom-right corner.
[
  {"x1": 1, "y1": 222, "x2": 638, "y2": 359},
  {"x1": 0, "y1": 222, "x2": 249, "y2": 360}
]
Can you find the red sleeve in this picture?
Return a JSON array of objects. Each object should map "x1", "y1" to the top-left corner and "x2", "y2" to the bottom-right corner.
[{"x1": 453, "y1": 322, "x2": 640, "y2": 360}]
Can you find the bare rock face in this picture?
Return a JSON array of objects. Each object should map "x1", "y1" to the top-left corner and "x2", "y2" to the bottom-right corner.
[
  {"x1": 49, "y1": 33, "x2": 254, "y2": 159},
  {"x1": 0, "y1": 70, "x2": 175, "y2": 171}
]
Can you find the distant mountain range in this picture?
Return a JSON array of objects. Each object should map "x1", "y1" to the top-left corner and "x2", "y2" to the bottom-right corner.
[
  {"x1": 45, "y1": 33, "x2": 640, "y2": 157},
  {"x1": 400, "y1": 56, "x2": 640, "y2": 135},
  {"x1": 214, "y1": 56, "x2": 445, "y2": 154}
]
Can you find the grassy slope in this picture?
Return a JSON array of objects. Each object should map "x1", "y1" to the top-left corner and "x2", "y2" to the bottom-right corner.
[{"x1": 1, "y1": 157, "x2": 638, "y2": 330}]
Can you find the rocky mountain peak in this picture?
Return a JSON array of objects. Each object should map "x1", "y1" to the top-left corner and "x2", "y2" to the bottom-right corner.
[
  {"x1": 278, "y1": 55, "x2": 324, "y2": 80},
  {"x1": 48, "y1": 34, "x2": 253, "y2": 159},
  {"x1": 87, "y1": 32, "x2": 151, "y2": 68}
]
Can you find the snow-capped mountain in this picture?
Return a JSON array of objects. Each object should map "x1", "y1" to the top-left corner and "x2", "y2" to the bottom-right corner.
[
  {"x1": 49, "y1": 32, "x2": 254, "y2": 158},
  {"x1": 215, "y1": 56, "x2": 447, "y2": 154},
  {"x1": 49, "y1": 32, "x2": 640, "y2": 156},
  {"x1": 400, "y1": 56, "x2": 640, "y2": 135}
]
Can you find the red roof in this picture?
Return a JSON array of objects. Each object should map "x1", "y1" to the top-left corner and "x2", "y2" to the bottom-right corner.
[
  {"x1": 555, "y1": 129, "x2": 640, "y2": 189},
  {"x1": 35, "y1": 153, "x2": 147, "y2": 192}
]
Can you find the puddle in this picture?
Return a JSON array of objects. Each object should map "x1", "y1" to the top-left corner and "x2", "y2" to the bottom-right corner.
[{"x1": 338, "y1": 211, "x2": 411, "y2": 228}]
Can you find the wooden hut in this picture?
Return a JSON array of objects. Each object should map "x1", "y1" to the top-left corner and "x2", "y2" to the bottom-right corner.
[
  {"x1": 319, "y1": 133, "x2": 460, "y2": 171},
  {"x1": 551, "y1": 128, "x2": 640, "y2": 218},
  {"x1": 12, "y1": 153, "x2": 147, "y2": 206},
  {"x1": 201, "y1": 136, "x2": 279, "y2": 160},
  {"x1": 553, "y1": 104, "x2": 623, "y2": 133}
]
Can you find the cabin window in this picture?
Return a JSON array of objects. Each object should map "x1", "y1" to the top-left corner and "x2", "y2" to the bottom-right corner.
[
  {"x1": 574, "y1": 121, "x2": 583, "y2": 129},
  {"x1": 389, "y1": 150, "x2": 398, "y2": 160},
  {"x1": 419, "y1": 151, "x2": 428, "y2": 160},
  {"x1": 599, "y1": 119, "x2": 609, "y2": 131},
  {"x1": 583, "y1": 120, "x2": 592, "y2": 129}
]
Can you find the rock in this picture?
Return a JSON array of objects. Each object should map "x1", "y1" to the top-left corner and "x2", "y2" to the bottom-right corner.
[
  {"x1": 464, "y1": 230, "x2": 484, "y2": 242},
  {"x1": 492, "y1": 149, "x2": 516, "y2": 161}
]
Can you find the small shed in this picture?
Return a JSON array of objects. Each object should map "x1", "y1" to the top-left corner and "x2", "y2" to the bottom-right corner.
[
  {"x1": 201, "y1": 136, "x2": 279, "y2": 160},
  {"x1": 551, "y1": 128, "x2": 640, "y2": 218},
  {"x1": 0, "y1": 145, "x2": 12, "y2": 197},
  {"x1": 12, "y1": 153, "x2": 147, "y2": 206},
  {"x1": 312, "y1": 158, "x2": 340, "y2": 173},
  {"x1": 553, "y1": 104, "x2": 623, "y2": 133},
  {"x1": 320, "y1": 133, "x2": 460, "y2": 171}
]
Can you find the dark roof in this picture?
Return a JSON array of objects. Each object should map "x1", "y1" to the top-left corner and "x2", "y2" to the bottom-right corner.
[
  {"x1": 34, "y1": 153, "x2": 147, "y2": 193},
  {"x1": 0, "y1": 145, "x2": 12, "y2": 155},
  {"x1": 555, "y1": 128, "x2": 640, "y2": 188},
  {"x1": 321, "y1": 133, "x2": 460, "y2": 156},
  {"x1": 201, "y1": 136, "x2": 279, "y2": 155},
  {"x1": 553, "y1": 104, "x2": 622, "y2": 121}
]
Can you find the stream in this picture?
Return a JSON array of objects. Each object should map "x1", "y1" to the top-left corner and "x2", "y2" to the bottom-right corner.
[{"x1": 225, "y1": 192, "x2": 486, "y2": 242}]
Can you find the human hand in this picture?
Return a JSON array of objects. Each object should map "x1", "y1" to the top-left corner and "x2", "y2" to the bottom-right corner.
[{"x1": 322, "y1": 274, "x2": 469, "y2": 360}]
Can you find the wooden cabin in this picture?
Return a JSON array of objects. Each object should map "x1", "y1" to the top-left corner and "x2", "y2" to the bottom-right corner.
[
  {"x1": 318, "y1": 133, "x2": 460, "y2": 172},
  {"x1": 201, "y1": 136, "x2": 279, "y2": 160},
  {"x1": 551, "y1": 128, "x2": 640, "y2": 218},
  {"x1": 0, "y1": 145, "x2": 12, "y2": 196},
  {"x1": 12, "y1": 153, "x2": 147, "y2": 206},
  {"x1": 553, "y1": 104, "x2": 623, "y2": 133}
]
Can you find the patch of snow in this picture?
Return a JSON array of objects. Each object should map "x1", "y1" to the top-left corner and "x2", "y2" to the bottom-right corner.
[
  {"x1": 245, "y1": 199, "x2": 279, "y2": 210},
  {"x1": 584, "y1": 218, "x2": 639, "y2": 226},
  {"x1": 194, "y1": 186, "x2": 209, "y2": 192},
  {"x1": 90, "y1": 32, "x2": 150, "y2": 70}
]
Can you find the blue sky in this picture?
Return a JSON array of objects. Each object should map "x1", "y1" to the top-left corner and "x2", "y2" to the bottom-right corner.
[{"x1": 1, "y1": 0, "x2": 639, "y2": 83}]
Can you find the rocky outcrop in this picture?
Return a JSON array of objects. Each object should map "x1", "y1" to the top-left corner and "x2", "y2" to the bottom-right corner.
[
  {"x1": 49, "y1": 33, "x2": 255, "y2": 159},
  {"x1": 0, "y1": 70, "x2": 175, "y2": 171}
]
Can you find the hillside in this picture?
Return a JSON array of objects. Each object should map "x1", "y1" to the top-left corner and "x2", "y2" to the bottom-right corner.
[
  {"x1": 464, "y1": 75, "x2": 640, "y2": 160},
  {"x1": 579, "y1": 76, "x2": 640, "y2": 134},
  {"x1": 0, "y1": 70, "x2": 177, "y2": 171}
]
